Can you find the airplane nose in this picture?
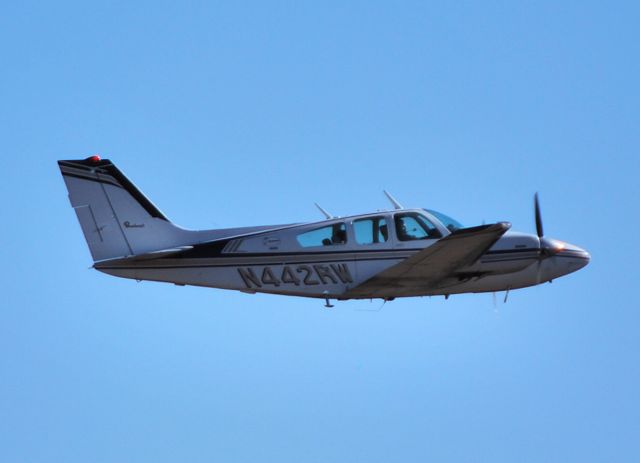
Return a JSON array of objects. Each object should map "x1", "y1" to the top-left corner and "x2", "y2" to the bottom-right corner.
[
  {"x1": 559, "y1": 241, "x2": 590, "y2": 268},
  {"x1": 541, "y1": 238, "x2": 590, "y2": 260},
  {"x1": 579, "y1": 247, "x2": 591, "y2": 265},
  {"x1": 572, "y1": 247, "x2": 591, "y2": 270},
  {"x1": 540, "y1": 239, "x2": 590, "y2": 280}
]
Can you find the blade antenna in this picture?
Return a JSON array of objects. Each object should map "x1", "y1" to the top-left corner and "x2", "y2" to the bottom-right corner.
[
  {"x1": 383, "y1": 190, "x2": 404, "y2": 210},
  {"x1": 314, "y1": 203, "x2": 333, "y2": 219}
]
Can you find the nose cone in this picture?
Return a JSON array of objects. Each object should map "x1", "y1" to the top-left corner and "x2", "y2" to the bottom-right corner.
[
  {"x1": 573, "y1": 245, "x2": 591, "y2": 269},
  {"x1": 541, "y1": 238, "x2": 590, "y2": 280},
  {"x1": 555, "y1": 240, "x2": 590, "y2": 268}
]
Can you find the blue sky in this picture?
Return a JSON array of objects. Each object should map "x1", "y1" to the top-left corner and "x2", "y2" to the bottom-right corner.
[{"x1": 1, "y1": 1, "x2": 639, "y2": 461}]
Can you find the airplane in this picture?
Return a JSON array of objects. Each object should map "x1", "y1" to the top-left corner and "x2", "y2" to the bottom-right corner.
[{"x1": 58, "y1": 156, "x2": 590, "y2": 307}]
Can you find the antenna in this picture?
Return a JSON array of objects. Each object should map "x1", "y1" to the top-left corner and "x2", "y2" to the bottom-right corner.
[
  {"x1": 314, "y1": 203, "x2": 333, "y2": 219},
  {"x1": 383, "y1": 190, "x2": 403, "y2": 210}
]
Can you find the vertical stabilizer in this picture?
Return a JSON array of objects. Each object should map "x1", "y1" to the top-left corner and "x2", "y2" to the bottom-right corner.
[{"x1": 58, "y1": 156, "x2": 185, "y2": 262}]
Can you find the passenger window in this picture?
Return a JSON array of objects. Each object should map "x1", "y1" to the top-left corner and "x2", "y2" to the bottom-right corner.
[
  {"x1": 394, "y1": 213, "x2": 442, "y2": 241},
  {"x1": 354, "y1": 217, "x2": 389, "y2": 245},
  {"x1": 297, "y1": 223, "x2": 347, "y2": 247}
]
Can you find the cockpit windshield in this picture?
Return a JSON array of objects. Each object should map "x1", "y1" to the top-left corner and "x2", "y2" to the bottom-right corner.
[{"x1": 425, "y1": 209, "x2": 464, "y2": 232}]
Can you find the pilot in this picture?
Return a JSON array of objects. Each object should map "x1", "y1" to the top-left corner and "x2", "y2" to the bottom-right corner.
[
  {"x1": 332, "y1": 227, "x2": 347, "y2": 244},
  {"x1": 396, "y1": 219, "x2": 413, "y2": 240}
]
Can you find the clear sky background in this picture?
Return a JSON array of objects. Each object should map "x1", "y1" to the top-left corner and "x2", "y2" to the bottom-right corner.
[{"x1": 1, "y1": 1, "x2": 639, "y2": 462}]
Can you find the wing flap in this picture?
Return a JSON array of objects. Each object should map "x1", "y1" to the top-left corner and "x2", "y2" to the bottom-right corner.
[{"x1": 346, "y1": 222, "x2": 511, "y2": 298}]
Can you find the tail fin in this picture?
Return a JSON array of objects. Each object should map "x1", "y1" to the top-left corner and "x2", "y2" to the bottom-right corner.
[{"x1": 58, "y1": 156, "x2": 187, "y2": 262}]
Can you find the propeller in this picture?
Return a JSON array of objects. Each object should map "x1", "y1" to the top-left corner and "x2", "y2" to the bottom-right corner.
[
  {"x1": 534, "y1": 192, "x2": 544, "y2": 239},
  {"x1": 533, "y1": 193, "x2": 558, "y2": 283},
  {"x1": 535, "y1": 193, "x2": 550, "y2": 283}
]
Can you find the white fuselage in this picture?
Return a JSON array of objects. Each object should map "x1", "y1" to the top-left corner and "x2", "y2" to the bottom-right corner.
[{"x1": 95, "y1": 209, "x2": 590, "y2": 300}]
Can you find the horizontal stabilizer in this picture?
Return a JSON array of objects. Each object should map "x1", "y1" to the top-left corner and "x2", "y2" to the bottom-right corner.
[{"x1": 93, "y1": 246, "x2": 193, "y2": 267}]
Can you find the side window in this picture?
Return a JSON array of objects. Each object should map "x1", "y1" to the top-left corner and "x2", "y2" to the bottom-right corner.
[
  {"x1": 394, "y1": 213, "x2": 442, "y2": 241},
  {"x1": 353, "y1": 217, "x2": 389, "y2": 245},
  {"x1": 297, "y1": 223, "x2": 347, "y2": 247}
]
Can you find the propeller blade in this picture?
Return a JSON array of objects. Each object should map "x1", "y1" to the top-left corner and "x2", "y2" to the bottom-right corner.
[
  {"x1": 534, "y1": 192, "x2": 544, "y2": 238},
  {"x1": 536, "y1": 258, "x2": 544, "y2": 284}
]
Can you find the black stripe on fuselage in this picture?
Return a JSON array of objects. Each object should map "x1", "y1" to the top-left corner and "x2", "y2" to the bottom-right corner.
[
  {"x1": 165, "y1": 237, "x2": 541, "y2": 260},
  {"x1": 96, "y1": 255, "x2": 406, "y2": 270},
  {"x1": 97, "y1": 246, "x2": 548, "y2": 271},
  {"x1": 484, "y1": 248, "x2": 537, "y2": 255},
  {"x1": 98, "y1": 252, "x2": 587, "y2": 273}
]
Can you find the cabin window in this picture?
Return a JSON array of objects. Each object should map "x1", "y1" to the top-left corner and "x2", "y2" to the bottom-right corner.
[
  {"x1": 394, "y1": 212, "x2": 442, "y2": 241},
  {"x1": 297, "y1": 223, "x2": 347, "y2": 247},
  {"x1": 353, "y1": 217, "x2": 389, "y2": 245}
]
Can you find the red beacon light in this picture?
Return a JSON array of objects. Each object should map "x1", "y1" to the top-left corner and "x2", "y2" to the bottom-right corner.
[{"x1": 86, "y1": 155, "x2": 101, "y2": 163}]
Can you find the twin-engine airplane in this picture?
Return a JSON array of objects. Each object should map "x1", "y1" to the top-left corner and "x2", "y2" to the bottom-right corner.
[{"x1": 58, "y1": 156, "x2": 590, "y2": 306}]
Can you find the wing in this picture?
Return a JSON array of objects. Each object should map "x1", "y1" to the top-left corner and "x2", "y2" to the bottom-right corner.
[{"x1": 345, "y1": 222, "x2": 511, "y2": 298}]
